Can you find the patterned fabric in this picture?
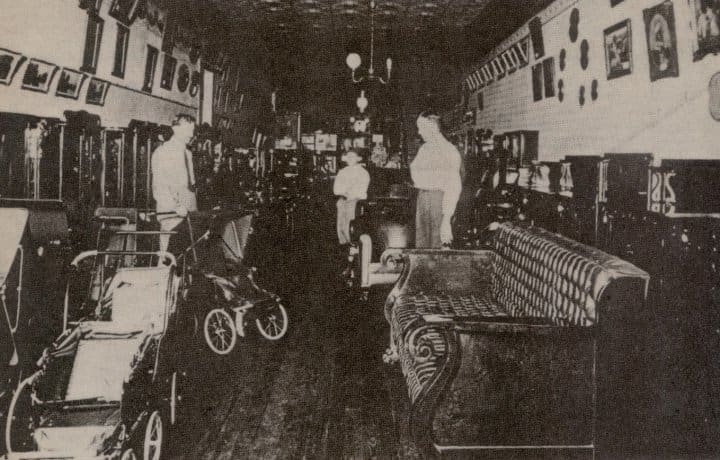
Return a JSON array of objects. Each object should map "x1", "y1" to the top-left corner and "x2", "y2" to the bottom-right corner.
[
  {"x1": 391, "y1": 293, "x2": 505, "y2": 403},
  {"x1": 387, "y1": 222, "x2": 650, "y2": 407},
  {"x1": 492, "y1": 223, "x2": 642, "y2": 326}
]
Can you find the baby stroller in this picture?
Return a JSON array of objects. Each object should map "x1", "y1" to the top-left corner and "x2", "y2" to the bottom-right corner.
[
  {"x1": 189, "y1": 211, "x2": 288, "y2": 355},
  {"x1": 5, "y1": 239, "x2": 186, "y2": 460},
  {"x1": 172, "y1": 210, "x2": 289, "y2": 356}
]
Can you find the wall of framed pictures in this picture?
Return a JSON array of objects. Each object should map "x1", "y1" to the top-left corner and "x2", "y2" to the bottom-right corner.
[
  {"x1": 0, "y1": 0, "x2": 199, "y2": 128},
  {"x1": 463, "y1": 0, "x2": 720, "y2": 161}
]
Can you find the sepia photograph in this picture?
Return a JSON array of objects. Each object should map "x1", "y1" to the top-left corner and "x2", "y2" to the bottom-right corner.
[
  {"x1": 56, "y1": 68, "x2": 87, "y2": 99},
  {"x1": 0, "y1": 49, "x2": 25, "y2": 86},
  {"x1": 20, "y1": 59, "x2": 58, "y2": 93},
  {"x1": 2, "y1": 0, "x2": 720, "y2": 459},
  {"x1": 604, "y1": 19, "x2": 633, "y2": 79}
]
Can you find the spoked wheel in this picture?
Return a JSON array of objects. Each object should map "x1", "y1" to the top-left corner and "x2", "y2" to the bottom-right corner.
[
  {"x1": 142, "y1": 410, "x2": 163, "y2": 460},
  {"x1": 255, "y1": 303, "x2": 288, "y2": 340},
  {"x1": 204, "y1": 308, "x2": 237, "y2": 355},
  {"x1": 121, "y1": 448, "x2": 138, "y2": 460}
]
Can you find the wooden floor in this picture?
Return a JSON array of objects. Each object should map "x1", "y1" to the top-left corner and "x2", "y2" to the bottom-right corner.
[
  {"x1": 159, "y1": 203, "x2": 720, "y2": 459},
  {"x1": 168, "y1": 207, "x2": 419, "y2": 459}
]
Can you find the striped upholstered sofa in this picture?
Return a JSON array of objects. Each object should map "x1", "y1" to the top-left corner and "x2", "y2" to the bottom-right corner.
[{"x1": 383, "y1": 222, "x2": 650, "y2": 458}]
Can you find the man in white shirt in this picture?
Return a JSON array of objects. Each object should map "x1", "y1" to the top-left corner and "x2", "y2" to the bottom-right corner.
[
  {"x1": 333, "y1": 150, "x2": 370, "y2": 245},
  {"x1": 151, "y1": 114, "x2": 197, "y2": 252},
  {"x1": 410, "y1": 112, "x2": 462, "y2": 248}
]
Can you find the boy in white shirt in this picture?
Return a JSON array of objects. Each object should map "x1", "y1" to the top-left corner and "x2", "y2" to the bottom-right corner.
[{"x1": 333, "y1": 150, "x2": 370, "y2": 245}]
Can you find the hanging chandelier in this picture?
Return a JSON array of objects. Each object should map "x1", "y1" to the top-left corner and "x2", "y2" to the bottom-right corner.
[{"x1": 345, "y1": 0, "x2": 392, "y2": 85}]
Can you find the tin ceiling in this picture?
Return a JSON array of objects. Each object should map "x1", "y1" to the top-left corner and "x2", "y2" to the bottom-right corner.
[{"x1": 184, "y1": 0, "x2": 554, "y2": 120}]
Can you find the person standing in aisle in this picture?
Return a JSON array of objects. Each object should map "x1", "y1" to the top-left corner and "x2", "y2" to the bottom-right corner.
[
  {"x1": 152, "y1": 114, "x2": 198, "y2": 252},
  {"x1": 333, "y1": 149, "x2": 370, "y2": 247},
  {"x1": 410, "y1": 111, "x2": 462, "y2": 248}
]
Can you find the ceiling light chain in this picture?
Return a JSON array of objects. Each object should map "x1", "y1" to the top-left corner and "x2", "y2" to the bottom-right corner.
[{"x1": 345, "y1": 0, "x2": 392, "y2": 85}]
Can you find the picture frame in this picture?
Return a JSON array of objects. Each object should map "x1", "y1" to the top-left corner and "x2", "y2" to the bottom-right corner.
[
  {"x1": 142, "y1": 45, "x2": 159, "y2": 92},
  {"x1": 112, "y1": 23, "x2": 130, "y2": 78},
  {"x1": 161, "y1": 13, "x2": 176, "y2": 54},
  {"x1": 81, "y1": 12, "x2": 104, "y2": 74},
  {"x1": 21, "y1": 58, "x2": 58, "y2": 93},
  {"x1": 0, "y1": 48, "x2": 26, "y2": 85},
  {"x1": 86, "y1": 77, "x2": 110, "y2": 105},
  {"x1": 55, "y1": 68, "x2": 87, "y2": 99},
  {"x1": 324, "y1": 155, "x2": 337, "y2": 174},
  {"x1": 542, "y1": 57, "x2": 555, "y2": 97},
  {"x1": 79, "y1": 0, "x2": 103, "y2": 13},
  {"x1": 176, "y1": 63, "x2": 190, "y2": 92},
  {"x1": 531, "y1": 62, "x2": 543, "y2": 101},
  {"x1": 189, "y1": 70, "x2": 200, "y2": 97},
  {"x1": 604, "y1": 19, "x2": 633, "y2": 80},
  {"x1": 689, "y1": 0, "x2": 720, "y2": 61},
  {"x1": 108, "y1": 0, "x2": 141, "y2": 25},
  {"x1": 160, "y1": 54, "x2": 177, "y2": 90},
  {"x1": 643, "y1": 1, "x2": 679, "y2": 81},
  {"x1": 610, "y1": 0, "x2": 625, "y2": 6}
]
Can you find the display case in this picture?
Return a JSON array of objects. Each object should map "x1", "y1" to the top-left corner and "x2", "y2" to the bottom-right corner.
[
  {"x1": 649, "y1": 159, "x2": 720, "y2": 217},
  {"x1": 506, "y1": 130, "x2": 539, "y2": 169},
  {"x1": 0, "y1": 113, "x2": 62, "y2": 200},
  {"x1": 604, "y1": 153, "x2": 653, "y2": 212}
]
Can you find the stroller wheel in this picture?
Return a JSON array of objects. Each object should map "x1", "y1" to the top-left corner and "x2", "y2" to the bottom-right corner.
[
  {"x1": 255, "y1": 303, "x2": 288, "y2": 341},
  {"x1": 142, "y1": 410, "x2": 164, "y2": 460},
  {"x1": 203, "y1": 308, "x2": 237, "y2": 355}
]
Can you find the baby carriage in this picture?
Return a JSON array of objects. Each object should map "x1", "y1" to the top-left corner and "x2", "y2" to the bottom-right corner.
[
  {"x1": 175, "y1": 210, "x2": 289, "y2": 355},
  {"x1": 5, "y1": 235, "x2": 187, "y2": 460}
]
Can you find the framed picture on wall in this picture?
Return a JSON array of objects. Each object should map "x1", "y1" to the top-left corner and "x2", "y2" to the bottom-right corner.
[
  {"x1": 108, "y1": 0, "x2": 141, "y2": 25},
  {"x1": 21, "y1": 59, "x2": 58, "y2": 93},
  {"x1": 81, "y1": 12, "x2": 104, "y2": 74},
  {"x1": 56, "y1": 68, "x2": 86, "y2": 99},
  {"x1": 86, "y1": 77, "x2": 110, "y2": 105},
  {"x1": 189, "y1": 70, "x2": 200, "y2": 97},
  {"x1": 160, "y1": 54, "x2": 177, "y2": 90},
  {"x1": 689, "y1": 0, "x2": 720, "y2": 61},
  {"x1": 142, "y1": 45, "x2": 159, "y2": 92},
  {"x1": 161, "y1": 14, "x2": 176, "y2": 54},
  {"x1": 0, "y1": 48, "x2": 26, "y2": 85},
  {"x1": 531, "y1": 62, "x2": 543, "y2": 101},
  {"x1": 604, "y1": 19, "x2": 633, "y2": 79},
  {"x1": 176, "y1": 63, "x2": 190, "y2": 92},
  {"x1": 643, "y1": 2, "x2": 679, "y2": 81},
  {"x1": 79, "y1": 0, "x2": 103, "y2": 12}
]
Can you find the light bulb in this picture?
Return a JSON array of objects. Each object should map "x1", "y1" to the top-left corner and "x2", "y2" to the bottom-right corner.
[{"x1": 346, "y1": 53, "x2": 361, "y2": 71}]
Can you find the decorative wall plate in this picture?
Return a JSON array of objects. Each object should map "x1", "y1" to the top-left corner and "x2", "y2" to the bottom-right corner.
[
  {"x1": 709, "y1": 71, "x2": 720, "y2": 121},
  {"x1": 177, "y1": 63, "x2": 190, "y2": 92}
]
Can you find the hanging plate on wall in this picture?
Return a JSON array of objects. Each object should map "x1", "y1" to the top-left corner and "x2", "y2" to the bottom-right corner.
[
  {"x1": 569, "y1": 8, "x2": 579, "y2": 43},
  {"x1": 709, "y1": 72, "x2": 720, "y2": 121},
  {"x1": 177, "y1": 64, "x2": 190, "y2": 92}
]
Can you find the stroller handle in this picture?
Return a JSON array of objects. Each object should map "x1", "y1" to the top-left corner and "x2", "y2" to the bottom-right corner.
[{"x1": 70, "y1": 250, "x2": 177, "y2": 267}]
